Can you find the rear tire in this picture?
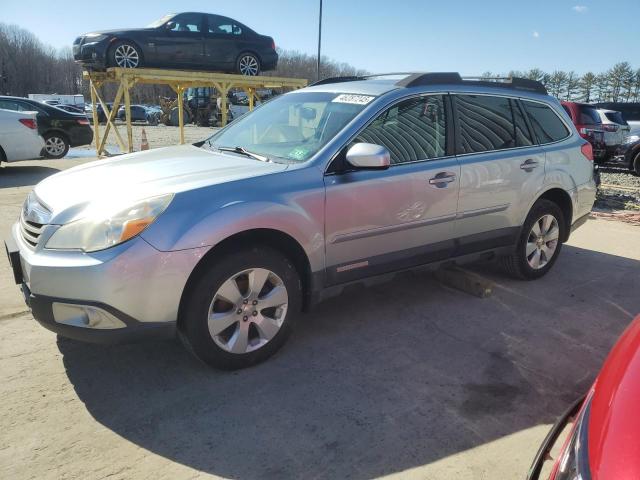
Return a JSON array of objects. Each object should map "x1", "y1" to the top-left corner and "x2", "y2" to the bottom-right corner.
[
  {"x1": 43, "y1": 132, "x2": 70, "y2": 159},
  {"x1": 236, "y1": 53, "x2": 261, "y2": 76},
  {"x1": 180, "y1": 246, "x2": 302, "y2": 370},
  {"x1": 500, "y1": 199, "x2": 566, "y2": 280}
]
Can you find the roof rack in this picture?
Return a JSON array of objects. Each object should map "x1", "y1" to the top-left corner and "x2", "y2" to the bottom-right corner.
[{"x1": 310, "y1": 72, "x2": 547, "y2": 94}]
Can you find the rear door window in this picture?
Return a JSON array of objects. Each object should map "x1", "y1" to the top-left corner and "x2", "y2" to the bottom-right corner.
[
  {"x1": 455, "y1": 94, "x2": 517, "y2": 153},
  {"x1": 522, "y1": 100, "x2": 570, "y2": 144}
]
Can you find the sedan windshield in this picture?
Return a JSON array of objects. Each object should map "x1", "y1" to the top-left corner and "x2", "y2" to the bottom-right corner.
[
  {"x1": 147, "y1": 14, "x2": 175, "y2": 28},
  {"x1": 205, "y1": 92, "x2": 372, "y2": 163}
]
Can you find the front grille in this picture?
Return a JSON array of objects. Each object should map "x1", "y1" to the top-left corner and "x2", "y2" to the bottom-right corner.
[
  {"x1": 20, "y1": 214, "x2": 45, "y2": 248},
  {"x1": 20, "y1": 193, "x2": 51, "y2": 249}
]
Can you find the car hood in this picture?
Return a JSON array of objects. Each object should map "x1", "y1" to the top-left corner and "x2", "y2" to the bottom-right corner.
[
  {"x1": 34, "y1": 145, "x2": 288, "y2": 224},
  {"x1": 588, "y1": 314, "x2": 640, "y2": 479},
  {"x1": 83, "y1": 28, "x2": 152, "y2": 37}
]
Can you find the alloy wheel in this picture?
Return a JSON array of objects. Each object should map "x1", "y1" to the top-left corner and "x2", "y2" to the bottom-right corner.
[
  {"x1": 207, "y1": 268, "x2": 288, "y2": 354},
  {"x1": 238, "y1": 55, "x2": 259, "y2": 76},
  {"x1": 114, "y1": 44, "x2": 140, "y2": 68},
  {"x1": 45, "y1": 136, "x2": 66, "y2": 157},
  {"x1": 526, "y1": 214, "x2": 560, "y2": 269}
]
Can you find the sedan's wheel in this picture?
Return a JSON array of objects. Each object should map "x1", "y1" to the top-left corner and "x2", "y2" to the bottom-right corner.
[
  {"x1": 500, "y1": 199, "x2": 565, "y2": 280},
  {"x1": 237, "y1": 53, "x2": 260, "y2": 76},
  {"x1": 180, "y1": 246, "x2": 301, "y2": 370},
  {"x1": 43, "y1": 133, "x2": 69, "y2": 159},
  {"x1": 633, "y1": 152, "x2": 640, "y2": 176},
  {"x1": 112, "y1": 42, "x2": 141, "y2": 68}
]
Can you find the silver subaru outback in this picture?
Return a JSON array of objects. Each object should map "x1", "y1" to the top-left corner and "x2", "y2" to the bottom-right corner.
[{"x1": 5, "y1": 73, "x2": 597, "y2": 369}]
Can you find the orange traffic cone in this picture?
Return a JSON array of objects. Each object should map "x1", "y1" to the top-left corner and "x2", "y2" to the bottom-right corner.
[{"x1": 140, "y1": 128, "x2": 149, "y2": 151}]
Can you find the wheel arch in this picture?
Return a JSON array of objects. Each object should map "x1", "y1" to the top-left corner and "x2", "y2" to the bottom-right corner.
[
  {"x1": 177, "y1": 228, "x2": 314, "y2": 331},
  {"x1": 534, "y1": 188, "x2": 573, "y2": 242}
]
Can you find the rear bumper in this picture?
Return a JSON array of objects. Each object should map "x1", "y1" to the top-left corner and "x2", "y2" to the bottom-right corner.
[
  {"x1": 68, "y1": 126, "x2": 94, "y2": 147},
  {"x1": 261, "y1": 51, "x2": 278, "y2": 71}
]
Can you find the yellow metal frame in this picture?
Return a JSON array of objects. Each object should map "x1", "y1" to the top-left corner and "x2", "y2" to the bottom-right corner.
[{"x1": 84, "y1": 67, "x2": 307, "y2": 156}]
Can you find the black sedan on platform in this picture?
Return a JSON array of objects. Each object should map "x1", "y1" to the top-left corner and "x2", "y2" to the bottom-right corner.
[
  {"x1": 73, "y1": 12, "x2": 278, "y2": 76},
  {"x1": 0, "y1": 96, "x2": 93, "y2": 158}
]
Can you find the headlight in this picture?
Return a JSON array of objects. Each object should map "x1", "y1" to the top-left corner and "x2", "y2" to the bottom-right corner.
[
  {"x1": 84, "y1": 33, "x2": 108, "y2": 42},
  {"x1": 45, "y1": 194, "x2": 173, "y2": 252},
  {"x1": 624, "y1": 134, "x2": 640, "y2": 144},
  {"x1": 553, "y1": 395, "x2": 592, "y2": 480}
]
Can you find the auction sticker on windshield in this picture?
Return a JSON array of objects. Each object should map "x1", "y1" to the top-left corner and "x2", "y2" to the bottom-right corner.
[{"x1": 332, "y1": 94, "x2": 375, "y2": 105}]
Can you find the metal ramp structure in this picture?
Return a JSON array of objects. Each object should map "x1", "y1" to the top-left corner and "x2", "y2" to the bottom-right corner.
[{"x1": 84, "y1": 67, "x2": 307, "y2": 156}]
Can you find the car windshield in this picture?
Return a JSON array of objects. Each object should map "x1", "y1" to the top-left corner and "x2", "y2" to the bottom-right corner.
[
  {"x1": 204, "y1": 92, "x2": 372, "y2": 163},
  {"x1": 147, "y1": 14, "x2": 175, "y2": 28}
]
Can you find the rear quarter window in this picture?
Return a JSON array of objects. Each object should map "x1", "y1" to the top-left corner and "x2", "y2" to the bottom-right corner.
[{"x1": 522, "y1": 100, "x2": 570, "y2": 144}]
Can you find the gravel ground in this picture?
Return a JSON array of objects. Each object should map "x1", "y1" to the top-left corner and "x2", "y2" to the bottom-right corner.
[{"x1": 596, "y1": 166, "x2": 640, "y2": 211}]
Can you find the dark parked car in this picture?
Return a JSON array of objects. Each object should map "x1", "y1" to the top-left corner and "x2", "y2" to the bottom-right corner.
[
  {"x1": 73, "y1": 12, "x2": 278, "y2": 76},
  {"x1": 117, "y1": 105, "x2": 149, "y2": 122},
  {"x1": 615, "y1": 132, "x2": 640, "y2": 175},
  {"x1": 0, "y1": 96, "x2": 93, "y2": 158}
]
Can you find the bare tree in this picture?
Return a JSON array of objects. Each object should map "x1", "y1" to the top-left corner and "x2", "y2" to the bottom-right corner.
[{"x1": 579, "y1": 72, "x2": 596, "y2": 102}]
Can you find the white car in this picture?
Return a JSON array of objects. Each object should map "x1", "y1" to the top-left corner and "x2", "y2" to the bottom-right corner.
[
  {"x1": 596, "y1": 108, "x2": 631, "y2": 157},
  {"x1": 0, "y1": 108, "x2": 45, "y2": 164}
]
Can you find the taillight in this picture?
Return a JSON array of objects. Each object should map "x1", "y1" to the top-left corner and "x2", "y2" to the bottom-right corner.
[
  {"x1": 19, "y1": 118, "x2": 37, "y2": 129},
  {"x1": 77, "y1": 118, "x2": 90, "y2": 125},
  {"x1": 271, "y1": 38, "x2": 276, "y2": 50},
  {"x1": 601, "y1": 124, "x2": 619, "y2": 132},
  {"x1": 581, "y1": 142, "x2": 593, "y2": 161}
]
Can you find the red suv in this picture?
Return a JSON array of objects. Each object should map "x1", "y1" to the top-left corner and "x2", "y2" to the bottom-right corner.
[{"x1": 561, "y1": 101, "x2": 606, "y2": 163}]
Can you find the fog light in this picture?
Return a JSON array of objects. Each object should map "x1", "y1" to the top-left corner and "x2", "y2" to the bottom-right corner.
[{"x1": 52, "y1": 303, "x2": 126, "y2": 329}]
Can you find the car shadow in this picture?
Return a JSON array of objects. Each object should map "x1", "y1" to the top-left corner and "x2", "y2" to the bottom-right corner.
[
  {"x1": 0, "y1": 165, "x2": 61, "y2": 189},
  {"x1": 57, "y1": 244, "x2": 640, "y2": 479}
]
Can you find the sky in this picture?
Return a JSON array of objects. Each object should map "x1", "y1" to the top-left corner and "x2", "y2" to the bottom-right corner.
[{"x1": 3, "y1": 0, "x2": 639, "y2": 75}]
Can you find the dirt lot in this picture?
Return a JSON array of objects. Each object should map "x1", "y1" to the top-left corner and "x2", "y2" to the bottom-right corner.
[{"x1": 1, "y1": 136, "x2": 639, "y2": 479}]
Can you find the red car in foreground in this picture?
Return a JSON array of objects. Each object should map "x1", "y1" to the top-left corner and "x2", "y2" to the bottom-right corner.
[
  {"x1": 561, "y1": 101, "x2": 607, "y2": 163},
  {"x1": 528, "y1": 314, "x2": 640, "y2": 479}
]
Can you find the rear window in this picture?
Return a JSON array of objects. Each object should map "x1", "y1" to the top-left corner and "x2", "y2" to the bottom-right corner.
[
  {"x1": 604, "y1": 111, "x2": 628, "y2": 125},
  {"x1": 595, "y1": 103, "x2": 640, "y2": 122},
  {"x1": 522, "y1": 100, "x2": 570, "y2": 144},
  {"x1": 455, "y1": 94, "x2": 517, "y2": 153},
  {"x1": 579, "y1": 106, "x2": 601, "y2": 125}
]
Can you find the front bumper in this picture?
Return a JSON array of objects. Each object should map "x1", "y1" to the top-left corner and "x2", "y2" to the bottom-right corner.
[
  {"x1": 6, "y1": 223, "x2": 208, "y2": 343},
  {"x1": 73, "y1": 40, "x2": 109, "y2": 67}
]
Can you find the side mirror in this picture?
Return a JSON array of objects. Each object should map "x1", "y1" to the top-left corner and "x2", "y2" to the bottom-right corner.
[
  {"x1": 165, "y1": 21, "x2": 175, "y2": 30},
  {"x1": 299, "y1": 106, "x2": 317, "y2": 121},
  {"x1": 345, "y1": 143, "x2": 390, "y2": 170}
]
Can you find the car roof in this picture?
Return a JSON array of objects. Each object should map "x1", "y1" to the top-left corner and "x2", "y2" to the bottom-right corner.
[{"x1": 303, "y1": 72, "x2": 551, "y2": 101}]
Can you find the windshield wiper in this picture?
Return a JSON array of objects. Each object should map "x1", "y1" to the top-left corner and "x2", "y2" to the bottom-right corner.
[{"x1": 218, "y1": 146, "x2": 271, "y2": 162}]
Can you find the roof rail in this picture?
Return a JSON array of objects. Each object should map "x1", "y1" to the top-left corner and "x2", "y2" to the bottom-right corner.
[
  {"x1": 309, "y1": 72, "x2": 548, "y2": 94},
  {"x1": 309, "y1": 76, "x2": 365, "y2": 86},
  {"x1": 398, "y1": 73, "x2": 547, "y2": 94}
]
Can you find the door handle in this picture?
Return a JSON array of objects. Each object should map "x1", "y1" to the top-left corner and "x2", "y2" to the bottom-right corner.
[
  {"x1": 520, "y1": 159, "x2": 539, "y2": 171},
  {"x1": 429, "y1": 172, "x2": 456, "y2": 187}
]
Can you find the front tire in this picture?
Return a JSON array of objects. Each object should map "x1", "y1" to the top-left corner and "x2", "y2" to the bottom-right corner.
[
  {"x1": 500, "y1": 199, "x2": 566, "y2": 280},
  {"x1": 632, "y1": 151, "x2": 640, "y2": 176},
  {"x1": 180, "y1": 246, "x2": 302, "y2": 370},
  {"x1": 43, "y1": 133, "x2": 69, "y2": 159},
  {"x1": 236, "y1": 53, "x2": 260, "y2": 76},
  {"x1": 109, "y1": 41, "x2": 142, "y2": 69}
]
